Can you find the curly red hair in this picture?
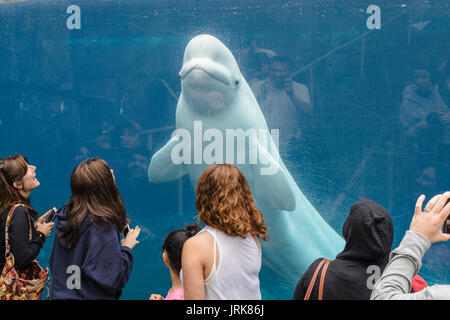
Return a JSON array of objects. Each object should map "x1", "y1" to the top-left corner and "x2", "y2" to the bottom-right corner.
[{"x1": 196, "y1": 164, "x2": 269, "y2": 240}]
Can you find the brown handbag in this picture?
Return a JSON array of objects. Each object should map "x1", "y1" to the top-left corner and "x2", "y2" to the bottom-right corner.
[
  {"x1": 304, "y1": 258, "x2": 331, "y2": 300},
  {"x1": 0, "y1": 204, "x2": 49, "y2": 300}
]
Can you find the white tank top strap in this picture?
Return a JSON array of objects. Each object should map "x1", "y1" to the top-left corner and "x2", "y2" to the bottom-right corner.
[
  {"x1": 201, "y1": 226, "x2": 218, "y2": 282},
  {"x1": 198, "y1": 225, "x2": 262, "y2": 300}
]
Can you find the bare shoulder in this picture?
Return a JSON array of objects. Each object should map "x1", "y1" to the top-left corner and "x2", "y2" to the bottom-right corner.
[
  {"x1": 183, "y1": 231, "x2": 213, "y2": 251},
  {"x1": 182, "y1": 231, "x2": 214, "y2": 269}
]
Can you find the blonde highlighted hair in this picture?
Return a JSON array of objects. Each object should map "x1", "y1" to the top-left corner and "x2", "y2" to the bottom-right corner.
[{"x1": 195, "y1": 164, "x2": 268, "y2": 240}]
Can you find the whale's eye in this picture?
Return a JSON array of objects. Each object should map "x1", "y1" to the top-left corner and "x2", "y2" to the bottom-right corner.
[{"x1": 235, "y1": 80, "x2": 239, "y2": 86}]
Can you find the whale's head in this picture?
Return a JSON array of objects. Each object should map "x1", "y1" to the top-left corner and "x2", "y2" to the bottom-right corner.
[{"x1": 179, "y1": 34, "x2": 243, "y2": 115}]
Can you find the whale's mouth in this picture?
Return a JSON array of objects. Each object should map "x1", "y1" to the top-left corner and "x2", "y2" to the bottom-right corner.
[{"x1": 179, "y1": 59, "x2": 231, "y2": 86}]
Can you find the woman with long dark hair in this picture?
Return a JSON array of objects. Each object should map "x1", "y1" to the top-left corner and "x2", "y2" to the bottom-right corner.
[
  {"x1": 49, "y1": 158, "x2": 140, "y2": 300},
  {"x1": 182, "y1": 164, "x2": 269, "y2": 300},
  {"x1": 0, "y1": 155, "x2": 54, "y2": 271}
]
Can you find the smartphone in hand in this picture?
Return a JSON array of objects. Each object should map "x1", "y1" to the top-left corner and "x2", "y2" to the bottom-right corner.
[
  {"x1": 444, "y1": 199, "x2": 450, "y2": 234},
  {"x1": 123, "y1": 224, "x2": 130, "y2": 237},
  {"x1": 444, "y1": 217, "x2": 450, "y2": 234},
  {"x1": 44, "y1": 207, "x2": 57, "y2": 224}
]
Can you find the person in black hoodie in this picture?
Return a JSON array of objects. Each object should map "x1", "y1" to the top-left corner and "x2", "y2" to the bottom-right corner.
[
  {"x1": 0, "y1": 155, "x2": 54, "y2": 271},
  {"x1": 49, "y1": 158, "x2": 140, "y2": 300},
  {"x1": 292, "y1": 198, "x2": 394, "y2": 300}
]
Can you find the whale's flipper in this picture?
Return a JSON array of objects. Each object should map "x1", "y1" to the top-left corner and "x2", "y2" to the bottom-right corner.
[
  {"x1": 250, "y1": 140, "x2": 296, "y2": 212},
  {"x1": 148, "y1": 135, "x2": 188, "y2": 183}
]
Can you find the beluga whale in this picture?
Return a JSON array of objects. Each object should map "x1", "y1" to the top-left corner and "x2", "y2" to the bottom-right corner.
[{"x1": 148, "y1": 34, "x2": 345, "y2": 288}]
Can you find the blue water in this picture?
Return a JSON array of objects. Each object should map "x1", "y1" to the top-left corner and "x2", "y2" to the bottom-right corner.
[{"x1": 0, "y1": 0, "x2": 449, "y2": 299}]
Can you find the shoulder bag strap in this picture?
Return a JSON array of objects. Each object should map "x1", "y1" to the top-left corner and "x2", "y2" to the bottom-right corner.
[
  {"x1": 25, "y1": 211, "x2": 33, "y2": 243},
  {"x1": 304, "y1": 258, "x2": 327, "y2": 300},
  {"x1": 318, "y1": 259, "x2": 331, "y2": 300},
  {"x1": 4, "y1": 204, "x2": 25, "y2": 257}
]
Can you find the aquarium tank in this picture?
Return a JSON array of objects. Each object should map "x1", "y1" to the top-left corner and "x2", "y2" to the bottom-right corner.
[{"x1": 0, "y1": 0, "x2": 448, "y2": 299}]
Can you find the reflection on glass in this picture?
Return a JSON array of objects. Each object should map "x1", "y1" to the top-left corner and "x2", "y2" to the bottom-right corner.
[{"x1": 0, "y1": 0, "x2": 448, "y2": 299}]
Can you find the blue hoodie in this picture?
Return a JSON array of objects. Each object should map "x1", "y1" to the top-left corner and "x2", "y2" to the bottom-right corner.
[{"x1": 49, "y1": 205, "x2": 133, "y2": 300}]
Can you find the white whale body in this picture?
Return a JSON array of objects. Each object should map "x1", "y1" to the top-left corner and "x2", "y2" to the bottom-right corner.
[{"x1": 148, "y1": 34, "x2": 345, "y2": 287}]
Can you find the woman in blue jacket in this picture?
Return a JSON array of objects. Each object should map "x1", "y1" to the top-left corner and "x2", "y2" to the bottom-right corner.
[{"x1": 49, "y1": 158, "x2": 140, "y2": 300}]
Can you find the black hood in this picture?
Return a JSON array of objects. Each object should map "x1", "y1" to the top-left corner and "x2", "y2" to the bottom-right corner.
[
  {"x1": 336, "y1": 199, "x2": 393, "y2": 265},
  {"x1": 293, "y1": 199, "x2": 395, "y2": 300}
]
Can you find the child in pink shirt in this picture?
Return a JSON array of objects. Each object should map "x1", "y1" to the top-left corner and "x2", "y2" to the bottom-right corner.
[
  {"x1": 164, "y1": 287, "x2": 184, "y2": 300},
  {"x1": 150, "y1": 224, "x2": 200, "y2": 300}
]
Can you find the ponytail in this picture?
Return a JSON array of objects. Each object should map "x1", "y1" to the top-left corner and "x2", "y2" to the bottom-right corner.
[
  {"x1": 185, "y1": 223, "x2": 201, "y2": 238},
  {"x1": 162, "y1": 223, "x2": 201, "y2": 274}
]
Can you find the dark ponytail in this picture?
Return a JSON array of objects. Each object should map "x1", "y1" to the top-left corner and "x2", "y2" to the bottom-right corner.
[
  {"x1": 162, "y1": 224, "x2": 201, "y2": 274},
  {"x1": 186, "y1": 224, "x2": 201, "y2": 238}
]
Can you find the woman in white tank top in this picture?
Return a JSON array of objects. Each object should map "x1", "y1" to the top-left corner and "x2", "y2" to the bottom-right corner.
[{"x1": 182, "y1": 164, "x2": 269, "y2": 300}]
